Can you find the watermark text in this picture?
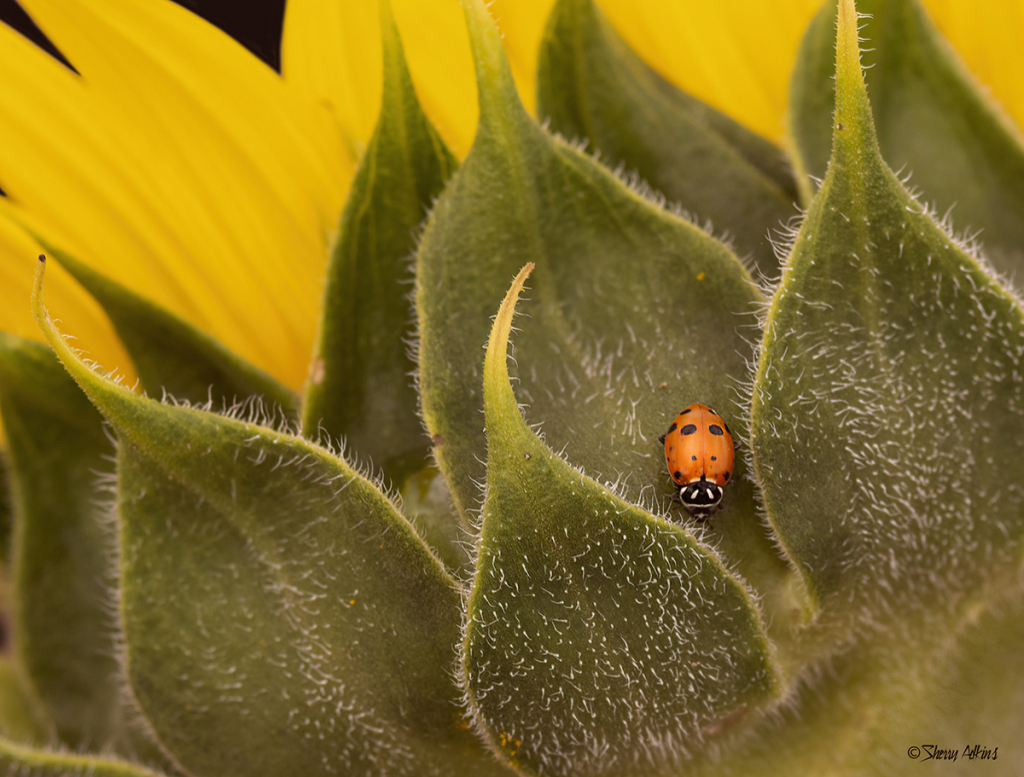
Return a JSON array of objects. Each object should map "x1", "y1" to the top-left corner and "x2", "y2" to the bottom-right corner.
[{"x1": 907, "y1": 745, "x2": 999, "y2": 762}]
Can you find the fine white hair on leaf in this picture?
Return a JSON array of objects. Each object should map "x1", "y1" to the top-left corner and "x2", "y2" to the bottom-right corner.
[
  {"x1": 461, "y1": 494, "x2": 773, "y2": 776},
  {"x1": 764, "y1": 210, "x2": 807, "y2": 291},
  {"x1": 753, "y1": 260, "x2": 1024, "y2": 638},
  {"x1": 76, "y1": 432, "x2": 182, "y2": 763},
  {"x1": 548, "y1": 131, "x2": 741, "y2": 254}
]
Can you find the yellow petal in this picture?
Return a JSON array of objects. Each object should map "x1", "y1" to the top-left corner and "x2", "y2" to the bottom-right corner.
[
  {"x1": 390, "y1": 0, "x2": 479, "y2": 156},
  {"x1": 1, "y1": 0, "x2": 353, "y2": 391},
  {"x1": 282, "y1": 0, "x2": 555, "y2": 159},
  {"x1": 280, "y1": 0, "x2": 381, "y2": 157},
  {"x1": 284, "y1": 0, "x2": 476, "y2": 157},
  {"x1": 923, "y1": 0, "x2": 1024, "y2": 137}
]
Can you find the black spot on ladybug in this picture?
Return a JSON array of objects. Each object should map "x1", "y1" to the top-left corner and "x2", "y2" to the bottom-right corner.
[
  {"x1": 691, "y1": 455, "x2": 697, "y2": 461},
  {"x1": 680, "y1": 407, "x2": 692, "y2": 415},
  {"x1": 668, "y1": 422, "x2": 677, "y2": 433},
  {"x1": 681, "y1": 424, "x2": 697, "y2": 435},
  {"x1": 708, "y1": 424, "x2": 724, "y2": 436},
  {"x1": 673, "y1": 471, "x2": 682, "y2": 480},
  {"x1": 724, "y1": 472, "x2": 730, "y2": 481},
  {"x1": 711, "y1": 455, "x2": 717, "y2": 461}
]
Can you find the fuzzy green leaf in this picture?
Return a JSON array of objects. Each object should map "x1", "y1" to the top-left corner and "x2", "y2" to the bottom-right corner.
[
  {"x1": 705, "y1": 590, "x2": 1024, "y2": 775},
  {"x1": 753, "y1": 0, "x2": 1024, "y2": 631},
  {"x1": 537, "y1": 0, "x2": 798, "y2": 276},
  {"x1": 419, "y1": 0, "x2": 761, "y2": 520},
  {"x1": 463, "y1": 265, "x2": 778, "y2": 777},
  {"x1": 419, "y1": 0, "x2": 807, "y2": 661},
  {"x1": 31, "y1": 261, "x2": 504, "y2": 777},
  {"x1": 789, "y1": 0, "x2": 1024, "y2": 284},
  {"x1": 0, "y1": 738, "x2": 165, "y2": 777},
  {"x1": 0, "y1": 332, "x2": 154, "y2": 755},
  {"x1": 42, "y1": 245, "x2": 298, "y2": 415},
  {"x1": 908, "y1": 592, "x2": 1024, "y2": 754},
  {"x1": 302, "y1": 2, "x2": 457, "y2": 489}
]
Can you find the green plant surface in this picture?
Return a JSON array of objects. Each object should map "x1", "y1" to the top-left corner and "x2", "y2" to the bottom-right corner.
[
  {"x1": 301, "y1": 0, "x2": 457, "y2": 489},
  {"x1": 418, "y1": 0, "x2": 807, "y2": 667},
  {"x1": 789, "y1": 0, "x2": 1024, "y2": 285},
  {"x1": 463, "y1": 265, "x2": 778, "y2": 777},
  {"x1": 536, "y1": 0, "x2": 799, "y2": 276},
  {"x1": 31, "y1": 259, "x2": 507, "y2": 777},
  {"x1": 0, "y1": 332, "x2": 159, "y2": 757},
  {"x1": 418, "y1": 0, "x2": 758, "y2": 519},
  {"x1": 299, "y1": 1, "x2": 470, "y2": 576},
  {"x1": 692, "y1": 588, "x2": 1024, "y2": 776},
  {"x1": 753, "y1": 0, "x2": 1024, "y2": 640}
]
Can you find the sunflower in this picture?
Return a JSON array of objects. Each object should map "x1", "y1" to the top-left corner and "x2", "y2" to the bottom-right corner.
[{"x1": 0, "y1": 0, "x2": 1022, "y2": 774}]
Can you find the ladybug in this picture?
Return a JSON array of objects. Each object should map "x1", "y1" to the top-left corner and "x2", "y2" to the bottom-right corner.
[{"x1": 658, "y1": 403, "x2": 739, "y2": 519}]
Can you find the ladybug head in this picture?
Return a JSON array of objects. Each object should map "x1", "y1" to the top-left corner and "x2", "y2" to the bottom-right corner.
[{"x1": 680, "y1": 479, "x2": 723, "y2": 518}]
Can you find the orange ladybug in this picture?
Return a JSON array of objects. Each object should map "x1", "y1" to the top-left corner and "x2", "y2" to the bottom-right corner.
[{"x1": 658, "y1": 403, "x2": 738, "y2": 518}]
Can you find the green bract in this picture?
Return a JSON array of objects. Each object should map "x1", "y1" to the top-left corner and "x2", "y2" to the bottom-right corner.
[{"x1": 0, "y1": 0, "x2": 1021, "y2": 774}]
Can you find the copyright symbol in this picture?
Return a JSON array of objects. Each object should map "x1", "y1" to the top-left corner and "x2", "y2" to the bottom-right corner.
[{"x1": 908, "y1": 746, "x2": 921, "y2": 759}]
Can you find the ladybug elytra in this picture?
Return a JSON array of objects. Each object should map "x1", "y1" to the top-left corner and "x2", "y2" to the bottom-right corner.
[{"x1": 658, "y1": 403, "x2": 738, "y2": 519}]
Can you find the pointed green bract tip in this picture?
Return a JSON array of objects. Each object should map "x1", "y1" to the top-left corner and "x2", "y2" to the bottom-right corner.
[
  {"x1": 378, "y1": 0, "x2": 401, "y2": 57},
  {"x1": 833, "y1": 0, "x2": 878, "y2": 157},
  {"x1": 31, "y1": 256, "x2": 61, "y2": 364},
  {"x1": 461, "y1": 0, "x2": 526, "y2": 131},
  {"x1": 836, "y1": 0, "x2": 861, "y2": 73},
  {"x1": 484, "y1": 262, "x2": 534, "y2": 380},
  {"x1": 32, "y1": 255, "x2": 121, "y2": 402},
  {"x1": 483, "y1": 263, "x2": 534, "y2": 430},
  {"x1": 31, "y1": 254, "x2": 145, "y2": 436}
]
